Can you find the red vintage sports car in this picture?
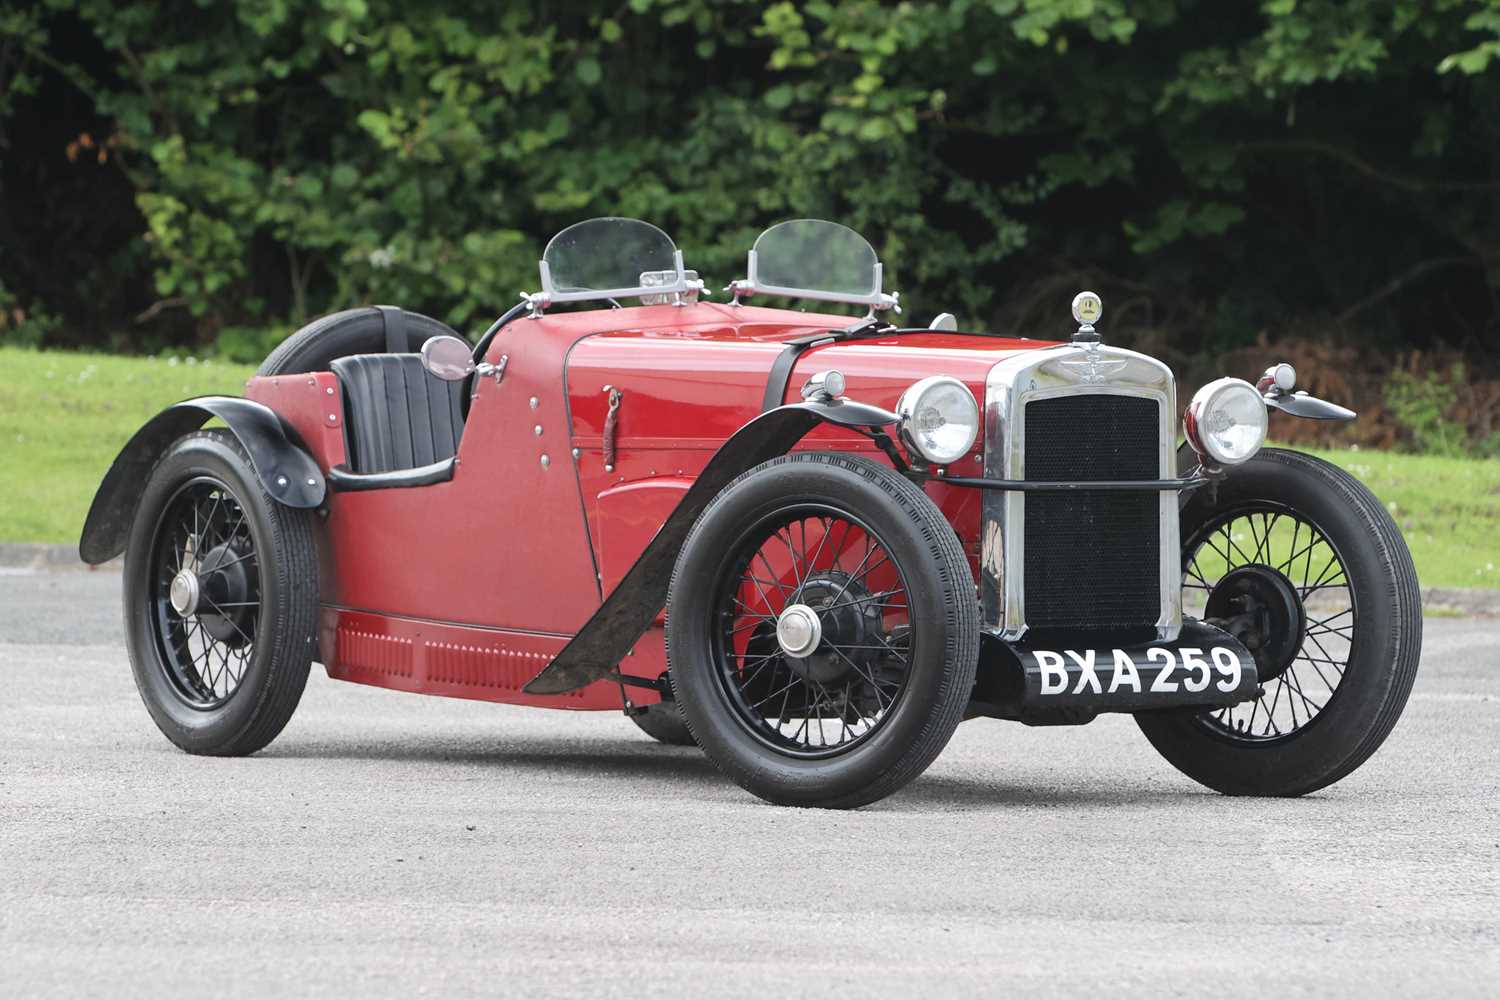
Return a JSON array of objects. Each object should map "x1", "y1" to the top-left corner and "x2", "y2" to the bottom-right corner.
[{"x1": 81, "y1": 218, "x2": 1422, "y2": 807}]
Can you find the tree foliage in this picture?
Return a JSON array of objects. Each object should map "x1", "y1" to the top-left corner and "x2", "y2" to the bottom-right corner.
[{"x1": 1, "y1": 0, "x2": 1497, "y2": 357}]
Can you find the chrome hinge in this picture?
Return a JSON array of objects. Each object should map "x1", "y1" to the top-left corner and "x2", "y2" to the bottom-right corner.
[{"x1": 472, "y1": 354, "x2": 508, "y2": 399}]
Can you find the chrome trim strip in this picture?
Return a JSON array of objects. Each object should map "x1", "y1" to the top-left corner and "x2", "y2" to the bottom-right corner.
[{"x1": 980, "y1": 345, "x2": 1181, "y2": 642}]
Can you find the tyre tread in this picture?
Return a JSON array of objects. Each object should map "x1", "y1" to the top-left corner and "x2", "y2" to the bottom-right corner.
[
  {"x1": 257, "y1": 307, "x2": 462, "y2": 376},
  {"x1": 1266, "y1": 450, "x2": 1422, "y2": 792}
]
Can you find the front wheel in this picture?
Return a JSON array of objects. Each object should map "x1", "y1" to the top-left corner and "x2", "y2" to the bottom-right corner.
[
  {"x1": 123, "y1": 430, "x2": 320, "y2": 755},
  {"x1": 1137, "y1": 448, "x2": 1422, "y2": 795},
  {"x1": 666, "y1": 453, "x2": 979, "y2": 809}
]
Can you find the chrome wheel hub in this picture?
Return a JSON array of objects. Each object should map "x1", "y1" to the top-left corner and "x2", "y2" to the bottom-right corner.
[
  {"x1": 169, "y1": 569, "x2": 201, "y2": 617},
  {"x1": 775, "y1": 604, "x2": 823, "y2": 659}
]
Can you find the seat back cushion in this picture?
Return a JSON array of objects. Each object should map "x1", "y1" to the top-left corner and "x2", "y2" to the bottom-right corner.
[{"x1": 329, "y1": 354, "x2": 466, "y2": 474}]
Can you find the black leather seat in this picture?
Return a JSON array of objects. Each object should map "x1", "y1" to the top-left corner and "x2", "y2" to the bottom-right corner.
[{"x1": 329, "y1": 354, "x2": 465, "y2": 474}]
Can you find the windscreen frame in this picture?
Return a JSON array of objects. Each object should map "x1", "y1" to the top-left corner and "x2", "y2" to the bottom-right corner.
[
  {"x1": 729, "y1": 219, "x2": 899, "y2": 312},
  {"x1": 530, "y1": 217, "x2": 701, "y2": 310}
]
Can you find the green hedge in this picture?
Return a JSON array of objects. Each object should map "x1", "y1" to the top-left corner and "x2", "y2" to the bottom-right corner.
[{"x1": 1, "y1": 1, "x2": 1497, "y2": 354}]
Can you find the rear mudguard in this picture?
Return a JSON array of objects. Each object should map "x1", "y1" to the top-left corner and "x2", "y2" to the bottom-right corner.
[
  {"x1": 78, "y1": 396, "x2": 326, "y2": 564},
  {"x1": 524, "y1": 398, "x2": 898, "y2": 695}
]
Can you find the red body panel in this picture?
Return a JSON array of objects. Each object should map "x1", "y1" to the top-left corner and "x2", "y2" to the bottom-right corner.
[
  {"x1": 248, "y1": 301, "x2": 1059, "y2": 710},
  {"x1": 317, "y1": 609, "x2": 614, "y2": 709}
]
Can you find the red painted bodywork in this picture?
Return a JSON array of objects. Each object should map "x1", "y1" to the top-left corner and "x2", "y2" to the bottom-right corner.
[{"x1": 246, "y1": 301, "x2": 1057, "y2": 711}]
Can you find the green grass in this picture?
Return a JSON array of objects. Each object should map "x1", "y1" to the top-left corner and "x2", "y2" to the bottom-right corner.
[
  {"x1": 0, "y1": 347, "x2": 254, "y2": 545},
  {"x1": 1287, "y1": 443, "x2": 1500, "y2": 590},
  {"x1": 1, "y1": 347, "x2": 1497, "y2": 588},
  {"x1": 1184, "y1": 443, "x2": 1500, "y2": 603}
]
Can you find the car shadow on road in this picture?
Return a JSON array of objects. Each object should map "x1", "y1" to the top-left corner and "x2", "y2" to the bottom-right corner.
[
  {"x1": 887, "y1": 772, "x2": 1204, "y2": 811},
  {"x1": 262, "y1": 734, "x2": 725, "y2": 790},
  {"x1": 262, "y1": 733, "x2": 1229, "y2": 810}
]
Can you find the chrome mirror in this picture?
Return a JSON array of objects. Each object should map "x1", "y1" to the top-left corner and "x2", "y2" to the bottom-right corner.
[{"x1": 420, "y1": 335, "x2": 475, "y2": 382}]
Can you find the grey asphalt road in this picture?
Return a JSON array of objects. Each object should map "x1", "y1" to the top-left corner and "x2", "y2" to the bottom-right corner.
[{"x1": 2, "y1": 570, "x2": 1497, "y2": 998}]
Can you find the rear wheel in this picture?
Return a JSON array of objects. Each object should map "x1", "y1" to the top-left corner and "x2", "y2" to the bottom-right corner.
[
  {"x1": 1137, "y1": 448, "x2": 1421, "y2": 795},
  {"x1": 666, "y1": 453, "x2": 979, "y2": 808},
  {"x1": 258, "y1": 306, "x2": 462, "y2": 376},
  {"x1": 124, "y1": 430, "x2": 319, "y2": 755}
]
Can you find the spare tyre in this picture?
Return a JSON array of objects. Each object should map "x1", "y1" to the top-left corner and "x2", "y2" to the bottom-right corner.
[{"x1": 257, "y1": 306, "x2": 465, "y2": 376}]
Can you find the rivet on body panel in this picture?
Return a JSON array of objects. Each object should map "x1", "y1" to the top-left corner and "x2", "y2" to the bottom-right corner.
[
  {"x1": 540, "y1": 454, "x2": 550, "y2": 469},
  {"x1": 529, "y1": 397, "x2": 539, "y2": 410}
]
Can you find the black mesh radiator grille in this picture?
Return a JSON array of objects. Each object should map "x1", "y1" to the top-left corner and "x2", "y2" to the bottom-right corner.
[{"x1": 1022, "y1": 394, "x2": 1161, "y2": 635}]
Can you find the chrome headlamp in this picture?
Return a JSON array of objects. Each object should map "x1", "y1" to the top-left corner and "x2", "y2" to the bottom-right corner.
[
  {"x1": 895, "y1": 375, "x2": 979, "y2": 465},
  {"x1": 1185, "y1": 377, "x2": 1267, "y2": 466}
]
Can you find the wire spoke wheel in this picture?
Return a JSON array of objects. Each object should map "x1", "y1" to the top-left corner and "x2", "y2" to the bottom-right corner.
[
  {"x1": 124, "y1": 430, "x2": 318, "y2": 756},
  {"x1": 148, "y1": 476, "x2": 261, "y2": 710},
  {"x1": 1141, "y1": 449, "x2": 1420, "y2": 797},
  {"x1": 711, "y1": 504, "x2": 914, "y2": 758},
  {"x1": 1183, "y1": 502, "x2": 1356, "y2": 743},
  {"x1": 668, "y1": 453, "x2": 978, "y2": 807}
]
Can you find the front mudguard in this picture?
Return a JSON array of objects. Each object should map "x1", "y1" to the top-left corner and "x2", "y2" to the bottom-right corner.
[
  {"x1": 79, "y1": 396, "x2": 326, "y2": 565},
  {"x1": 523, "y1": 398, "x2": 898, "y2": 695}
]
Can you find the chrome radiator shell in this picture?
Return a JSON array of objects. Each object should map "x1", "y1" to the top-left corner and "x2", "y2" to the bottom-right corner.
[{"x1": 979, "y1": 345, "x2": 1181, "y2": 642}]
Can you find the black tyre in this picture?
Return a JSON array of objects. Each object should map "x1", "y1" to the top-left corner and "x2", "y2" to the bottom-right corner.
[
  {"x1": 1137, "y1": 448, "x2": 1422, "y2": 795},
  {"x1": 257, "y1": 306, "x2": 463, "y2": 376},
  {"x1": 123, "y1": 430, "x2": 320, "y2": 755},
  {"x1": 630, "y1": 699, "x2": 697, "y2": 747},
  {"x1": 666, "y1": 453, "x2": 979, "y2": 808}
]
